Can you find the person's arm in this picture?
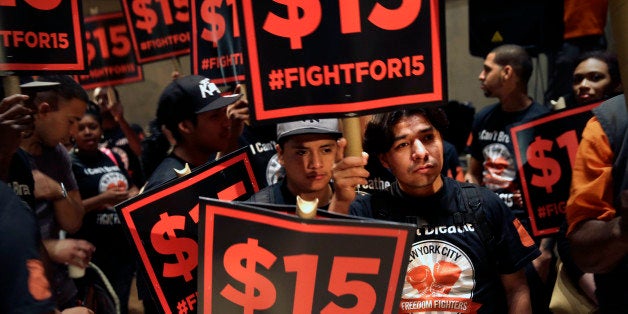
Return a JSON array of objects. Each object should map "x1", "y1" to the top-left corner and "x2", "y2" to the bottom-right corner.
[
  {"x1": 566, "y1": 119, "x2": 628, "y2": 273},
  {"x1": 217, "y1": 86, "x2": 249, "y2": 159},
  {"x1": 569, "y1": 215, "x2": 628, "y2": 273},
  {"x1": 465, "y1": 156, "x2": 482, "y2": 184},
  {"x1": 500, "y1": 269, "x2": 532, "y2": 314},
  {"x1": 328, "y1": 138, "x2": 369, "y2": 215},
  {"x1": 32, "y1": 170, "x2": 84, "y2": 233},
  {"x1": 43, "y1": 238, "x2": 95, "y2": 268},
  {"x1": 109, "y1": 100, "x2": 142, "y2": 157}
]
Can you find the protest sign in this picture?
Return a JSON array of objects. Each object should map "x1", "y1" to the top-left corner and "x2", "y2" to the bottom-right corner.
[
  {"x1": 511, "y1": 102, "x2": 600, "y2": 236},
  {"x1": 0, "y1": 0, "x2": 86, "y2": 72},
  {"x1": 198, "y1": 199, "x2": 415, "y2": 313},
  {"x1": 239, "y1": 0, "x2": 446, "y2": 123},
  {"x1": 120, "y1": 0, "x2": 190, "y2": 64},
  {"x1": 190, "y1": 0, "x2": 245, "y2": 85},
  {"x1": 76, "y1": 12, "x2": 143, "y2": 89},
  {"x1": 115, "y1": 148, "x2": 262, "y2": 313}
]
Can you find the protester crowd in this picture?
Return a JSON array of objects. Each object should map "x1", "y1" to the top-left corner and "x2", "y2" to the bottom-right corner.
[{"x1": 1, "y1": 17, "x2": 625, "y2": 314}]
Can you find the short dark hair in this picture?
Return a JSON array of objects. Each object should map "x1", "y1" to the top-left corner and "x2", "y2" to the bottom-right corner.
[
  {"x1": 364, "y1": 105, "x2": 449, "y2": 156},
  {"x1": 24, "y1": 75, "x2": 89, "y2": 110},
  {"x1": 84, "y1": 100, "x2": 102, "y2": 126},
  {"x1": 491, "y1": 44, "x2": 533, "y2": 85}
]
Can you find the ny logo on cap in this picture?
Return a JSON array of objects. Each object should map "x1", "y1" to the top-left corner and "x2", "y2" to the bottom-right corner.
[{"x1": 199, "y1": 78, "x2": 220, "y2": 99}]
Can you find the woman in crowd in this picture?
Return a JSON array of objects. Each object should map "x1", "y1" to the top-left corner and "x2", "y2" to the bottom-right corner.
[{"x1": 70, "y1": 103, "x2": 139, "y2": 314}]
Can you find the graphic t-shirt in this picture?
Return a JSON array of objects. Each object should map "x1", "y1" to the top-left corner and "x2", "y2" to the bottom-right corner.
[
  {"x1": 469, "y1": 102, "x2": 549, "y2": 223},
  {"x1": 71, "y1": 149, "x2": 135, "y2": 265},
  {"x1": 350, "y1": 178, "x2": 540, "y2": 313}
]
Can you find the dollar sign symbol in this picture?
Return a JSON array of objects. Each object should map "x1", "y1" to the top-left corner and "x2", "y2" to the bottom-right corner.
[
  {"x1": 527, "y1": 136, "x2": 561, "y2": 194},
  {"x1": 200, "y1": 0, "x2": 226, "y2": 48},
  {"x1": 220, "y1": 238, "x2": 277, "y2": 313},
  {"x1": 262, "y1": 0, "x2": 322, "y2": 49},
  {"x1": 133, "y1": 0, "x2": 158, "y2": 34},
  {"x1": 150, "y1": 212, "x2": 198, "y2": 282}
]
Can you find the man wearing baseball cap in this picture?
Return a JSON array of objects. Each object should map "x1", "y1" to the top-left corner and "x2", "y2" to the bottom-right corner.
[
  {"x1": 142, "y1": 75, "x2": 247, "y2": 192},
  {"x1": 138, "y1": 75, "x2": 248, "y2": 312},
  {"x1": 246, "y1": 118, "x2": 343, "y2": 209}
]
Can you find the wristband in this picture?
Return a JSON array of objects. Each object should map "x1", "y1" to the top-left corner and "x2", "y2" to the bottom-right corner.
[{"x1": 60, "y1": 182, "x2": 68, "y2": 199}]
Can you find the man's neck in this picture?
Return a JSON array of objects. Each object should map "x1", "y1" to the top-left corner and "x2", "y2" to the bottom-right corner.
[
  {"x1": 172, "y1": 145, "x2": 212, "y2": 168},
  {"x1": 289, "y1": 183, "x2": 333, "y2": 207},
  {"x1": 20, "y1": 136, "x2": 44, "y2": 156},
  {"x1": 499, "y1": 92, "x2": 533, "y2": 112}
]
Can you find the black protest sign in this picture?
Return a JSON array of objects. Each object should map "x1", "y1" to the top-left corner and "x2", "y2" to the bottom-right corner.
[
  {"x1": 198, "y1": 199, "x2": 415, "y2": 313},
  {"x1": 115, "y1": 148, "x2": 261, "y2": 313},
  {"x1": 239, "y1": 0, "x2": 446, "y2": 123},
  {"x1": 76, "y1": 12, "x2": 143, "y2": 90},
  {"x1": 120, "y1": 0, "x2": 190, "y2": 64},
  {"x1": 0, "y1": 0, "x2": 86, "y2": 72},
  {"x1": 511, "y1": 102, "x2": 600, "y2": 236},
  {"x1": 191, "y1": 0, "x2": 245, "y2": 85}
]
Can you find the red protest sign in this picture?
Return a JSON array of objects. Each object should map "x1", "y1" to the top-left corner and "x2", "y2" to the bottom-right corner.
[
  {"x1": 511, "y1": 102, "x2": 600, "y2": 236},
  {"x1": 76, "y1": 12, "x2": 143, "y2": 90},
  {"x1": 239, "y1": 0, "x2": 446, "y2": 123},
  {"x1": 115, "y1": 148, "x2": 262, "y2": 313},
  {"x1": 199, "y1": 199, "x2": 415, "y2": 313},
  {"x1": 190, "y1": 0, "x2": 245, "y2": 85},
  {"x1": 0, "y1": 0, "x2": 86, "y2": 72},
  {"x1": 120, "y1": 0, "x2": 191, "y2": 64}
]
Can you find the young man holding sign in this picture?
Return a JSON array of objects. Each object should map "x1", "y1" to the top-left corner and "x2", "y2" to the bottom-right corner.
[
  {"x1": 246, "y1": 119, "x2": 342, "y2": 208},
  {"x1": 331, "y1": 106, "x2": 540, "y2": 313}
]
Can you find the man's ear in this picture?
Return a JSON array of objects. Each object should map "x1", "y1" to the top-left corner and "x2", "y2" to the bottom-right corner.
[
  {"x1": 275, "y1": 143, "x2": 285, "y2": 166},
  {"x1": 501, "y1": 65, "x2": 513, "y2": 80},
  {"x1": 178, "y1": 120, "x2": 194, "y2": 135},
  {"x1": 379, "y1": 153, "x2": 390, "y2": 169},
  {"x1": 37, "y1": 101, "x2": 52, "y2": 114}
]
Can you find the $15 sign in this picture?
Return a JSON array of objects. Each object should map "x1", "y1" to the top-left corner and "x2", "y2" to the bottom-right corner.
[
  {"x1": 525, "y1": 130, "x2": 578, "y2": 194},
  {"x1": 131, "y1": 0, "x2": 189, "y2": 34}
]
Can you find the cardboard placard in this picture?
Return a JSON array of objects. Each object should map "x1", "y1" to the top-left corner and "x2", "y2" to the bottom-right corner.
[
  {"x1": 199, "y1": 199, "x2": 415, "y2": 313},
  {"x1": 239, "y1": 0, "x2": 446, "y2": 123},
  {"x1": 511, "y1": 102, "x2": 600, "y2": 236},
  {"x1": 76, "y1": 12, "x2": 143, "y2": 89},
  {"x1": 120, "y1": 0, "x2": 191, "y2": 64},
  {"x1": 0, "y1": 0, "x2": 86, "y2": 72},
  {"x1": 115, "y1": 148, "x2": 262, "y2": 313}
]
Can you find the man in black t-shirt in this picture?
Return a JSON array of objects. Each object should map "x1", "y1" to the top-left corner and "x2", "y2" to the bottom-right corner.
[{"x1": 330, "y1": 106, "x2": 539, "y2": 313}]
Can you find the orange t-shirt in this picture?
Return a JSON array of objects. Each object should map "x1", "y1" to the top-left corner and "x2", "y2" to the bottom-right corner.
[
  {"x1": 566, "y1": 117, "x2": 615, "y2": 234},
  {"x1": 563, "y1": 0, "x2": 608, "y2": 39}
]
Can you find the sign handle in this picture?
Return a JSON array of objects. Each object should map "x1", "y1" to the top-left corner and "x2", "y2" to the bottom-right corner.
[
  {"x1": 341, "y1": 116, "x2": 363, "y2": 157},
  {"x1": 2, "y1": 76, "x2": 20, "y2": 96},
  {"x1": 609, "y1": 0, "x2": 628, "y2": 110}
]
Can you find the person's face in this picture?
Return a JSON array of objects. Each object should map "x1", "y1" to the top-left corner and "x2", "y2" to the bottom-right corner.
[
  {"x1": 36, "y1": 98, "x2": 86, "y2": 148},
  {"x1": 379, "y1": 114, "x2": 443, "y2": 197},
  {"x1": 188, "y1": 107, "x2": 231, "y2": 154},
  {"x1": 75, "y1": 114, "x2": 102, "y2": 152},
  {"x1": 478, "y1": 52, "x2": 505, "y2": 98},
  {"x1": 277, "y1": 134, "x2": 338, "y2": 195},
  {"x1": 573, "y1": 58, "x2": 614, "y2": 105}
]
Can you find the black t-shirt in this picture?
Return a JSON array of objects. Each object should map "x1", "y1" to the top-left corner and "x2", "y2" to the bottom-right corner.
[
  {"x1": 350, "y1": 177, "x2": 540, "y2": 313},
  {"x1": 0, "y1": 183, "x2": 55, "y2": 313},
  {"x1": 238, "y1": 124, "x2": 279, "y2": 189},
  {"x1": 71, "y1": 149, "x2": 135, "y2": 265},
  {"x1": 469, "y1": 102, "x2": 549, "y2": 221},
  {"x1": 7, "y1": 149, "x2": 36, "y2": 209},
  {"x1": 103, "y1": 127, "x2": 145, "y2": 187}
]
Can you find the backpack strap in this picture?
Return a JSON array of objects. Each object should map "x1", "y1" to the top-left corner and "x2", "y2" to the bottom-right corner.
[{"x1": 457, "y1": 182, "x2": 495, "y2": 248}]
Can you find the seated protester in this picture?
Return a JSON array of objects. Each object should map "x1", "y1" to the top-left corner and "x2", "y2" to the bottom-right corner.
[
  {"x1": 330, "y1": 106, "x2": 540, "y2": 313},
  {"x1": 571, "y1": 50, "x2": 622, "y2": 107},
  {"x1": 247, "y1": 119, "x2": 342, "y2": 209}
]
